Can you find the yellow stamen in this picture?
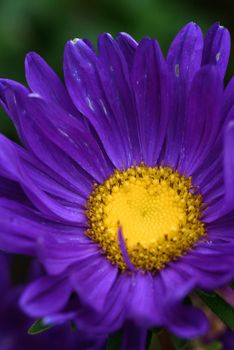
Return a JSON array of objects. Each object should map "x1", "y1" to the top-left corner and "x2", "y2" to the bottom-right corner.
[{"x1": 86, "y1": 164, "x2": 206, "y2": 271}]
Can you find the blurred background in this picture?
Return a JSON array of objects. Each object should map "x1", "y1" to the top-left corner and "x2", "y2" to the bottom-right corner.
[{"x1": 1, "y1": 0, "x2": 234, "y2": 137}]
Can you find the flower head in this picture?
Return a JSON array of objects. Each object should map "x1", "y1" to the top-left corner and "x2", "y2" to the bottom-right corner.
[{"x1": 0, "y1": 22, "x2": 234, "y2": 342}]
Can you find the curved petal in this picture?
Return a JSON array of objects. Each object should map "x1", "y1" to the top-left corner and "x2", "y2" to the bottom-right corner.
[
  {"x1": 64, "y1": 36, "x2": 140, "y2": 168},
  {"x1": 76, "y1": 274, "x2": 131, "y2": 334},
  {"x1": 167, "y1": 304, "x2": 208, "y2": 339},
  {"x1": 39, "y1": 234, "x2": 99, "y2": 275},
  {"x1": 116, "y1": 32, "x2": 137, "y2": 70},
  {"x1": 20, "y1": 276, "x2": 72, "y2": 317},
  {"x1": 71, "y1": 255, "x2": 118, "y2": 312},
  {"x1": 132, "y1": 38, "x2": 169, "y2": 166},
  {"x1": 202, "y1": 22, "x2": 231, "y2": 79},
  {"x1": 25, "y1": 52, "x2": 78, "y2": 114},
  {"x1": 0, "y1": 80, "x2": 94, "y2": 195},
  {"x1": 0, "y1": 198, "x2": 47, "y2": 255},
  {"x1": 0, "y1": 79, "x2": 29, "y2": 141},
  {"x1": 207, "y1": 212, "x2": 234, "y2": 242},
  {"x1": 26, "y1": 94, "x2": 113, "y2": 182},
  {"x1": 165, "y1": 22, "x2": 203, "y2": 167},
  {"x1": 0, "y1": 136, "x2": 86, "y2": 223}
]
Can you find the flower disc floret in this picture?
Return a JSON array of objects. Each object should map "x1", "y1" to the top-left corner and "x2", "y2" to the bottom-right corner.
[{"x1": 86, "y1": 164, "x2": 206, "y2": 271}]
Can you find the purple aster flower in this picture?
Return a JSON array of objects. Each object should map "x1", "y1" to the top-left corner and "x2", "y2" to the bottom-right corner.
[
  {"x1": 0, "y1": 22, "x2": 234, "y2": 346},
  {"x1": 0, "y1": 253, "x2": 106, "y2": 350}
]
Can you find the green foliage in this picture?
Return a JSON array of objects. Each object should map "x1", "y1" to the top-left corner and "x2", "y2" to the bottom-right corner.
[
  {"x1": 28, "y1": 319, "x2": 53, "y2": 335},
  {"x1": 206, "y1": 341, "x2": 222, "y2": 350},
  {"x1": 171, "y1": 334, "x2": 189, "y2": 349},
  {"x1": 197, "y1": 290, "x2": 234, "y2": 330},
  {"x1": 106, "y1": 330, "x2": 122, "y2": 350}
]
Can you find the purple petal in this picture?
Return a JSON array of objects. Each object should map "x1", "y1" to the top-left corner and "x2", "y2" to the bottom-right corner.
[
  {"x1": 202, "y1": 22, "x2": 231, "y2": 79},
  {"x1": 25, "y1": 52, "x2": 78, "y2": 115},
  {"x1": 121, "y1": 322, "x2": 147, "y2": 350},
  {"x1": 64, "y1": 35, "x2": 141, "y2": 168},
  {"x1": 25, "y1": 94, "x2": 113, "y2": 182},
  {"x1": 71, "y1": 255, "x2": 118, "y2": 312},
  {"x1": 176, "y1": 256, "x2": 233, "y2": 290},
  {"x1": 158, "y1": 264, "x2": 196, "y2": 304},
  {"x1": 224, "y1": 116, "x2": 234, "y2": 211},
  {"x1": 0, "y1": 136, "x2": 86, "y2": 223},
  {"x1": 165, "y1": 22, "x2": 203, "y2": 167},
  {"x1": 167, "y1": 304, "x2": 208, "y2": 339},
  {"x1": 178, "y1": 66, "x2": 223, "y2": 175},
  {"x1": 0, "y1": 79, "x2": 29, "y2": 141},
  {"x1": 76, "y1": 274, "x2": 131, "y2": 334},
  {"x1": 223, "y1": 77, "x2": 234, "y2": 118},
  {"x1": 0, "y1": 80, "x2": 94, "y2": 196},
  {"x1": 167, "y1": 22, "x2": 203, "y2": 82},
  {"x1": 97, "y1": 33, "x2": 141, "y2": 164},
  {"x1": 0, "y1": 198, "x2": 45, "y2": 255},
  {"x1": 118, "y1": 228, "x2": 137, "y2": 272},
  {"x1": 208, "y1": 212, "x2": 234, "y2": 241},
  {"x1": 20, "y1": 276, "x2": 72, "y2": 317},
  {"x1": 39, "y1": 235, "x2": 100, "y2": 275},
  {"x1": 132, "y1": 38, "x2": 169, "y2": 166},
  {"x1": 64, "y1": 39, "x2": 129, "y2": 168},
  {"x1": 116, "y1": 32, "x2": 137, "y2": 69},
  {"x1": 127, "y1": 272, "x2": 162, "y2": 327}
]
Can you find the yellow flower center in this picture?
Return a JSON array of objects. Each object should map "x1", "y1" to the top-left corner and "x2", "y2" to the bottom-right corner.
[{"x1": 86, "y1": 164, "x2": 206, "y2": 271}]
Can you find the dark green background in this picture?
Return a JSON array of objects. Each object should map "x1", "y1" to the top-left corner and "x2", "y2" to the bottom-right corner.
[{"x1": 1, "y1": 0, "x2": 234, "y2": 138}]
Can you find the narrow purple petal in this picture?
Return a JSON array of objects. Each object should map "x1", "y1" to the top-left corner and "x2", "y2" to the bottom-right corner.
[
  {"x1": 20, "y1": 276, "x2": 72, "y2": 317},
  {"x1": 39, "y1": 235, "x2": 99, "y2": 275},
  {"x1": 224, "y1": 116, "x2": 234, "y2": 211},
  {"x1": 116, "y1": 32, "x2": 137, "y2": 69},
  {"x1": 71, "y1": 255, "x2": 118, "y2": 312},
  {"x1": 167, "y1": 22, "x2": 203, "y2": 82},
  {"x1": 165, "y1": 22, "x2": 203, "y2": 167},
  {"x1": 179, "y1": 66, "x2": 223, "y2": 175},
  {"x1": 223, "y1": 77, "x2": 234, "y2": 118},
  {"x1": 0, "y1": 136, "x2": 86, "y2": 223},
  {"x1": 76, "y1": 274, "x2": 131, "y2": 334},
  {"x1": 118, "y1": 228, "x2": 137, "y2": 272},
  {"x1": 132, "y1": 38, "x2": 169, "y2": 166},
  {"x1": 0, "y1": 198, "x2": 45, "y2": 255},
  {"x1": 64, "y1": 39, "x2": 129, "y2": 168},
  {"x1": 127, "y1": 272, "x2": 161, "y2": 327},
  {"x1": 97, "y1": 33, "x2": 141, "y2": 164},
  {"x1": 0, "y1": 79, "x2": 29, "y2": 141},
  {"x1": 25, "y1": 52, "x2": 78, "y2": 114},
  {"x1": 0, "y1": 80, "x2": 94, "y2": 195},
  {"x1": 167, "y1": 304, "x2": 208, "y2": 339},
  {"x1": 202, "y1": 22, "x2": 231, "y2": 79}
]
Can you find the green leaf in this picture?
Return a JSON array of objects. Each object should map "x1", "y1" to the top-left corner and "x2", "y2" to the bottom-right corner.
[
  {"x1": 106, "y1": 330, "x2": 122, "y2": 350},
  {"x1": 197, "y1": 290, "x2": 234, "y2": 330},
  {"x1": 206, "y1": 341, "x2": 222, "y2": 350},
  {"x1": 171, "y1": 335, "x2": 189, "y2": 349},
  {"x1": 28, "y1": 318, "x2": 53, "y2": 335}
]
